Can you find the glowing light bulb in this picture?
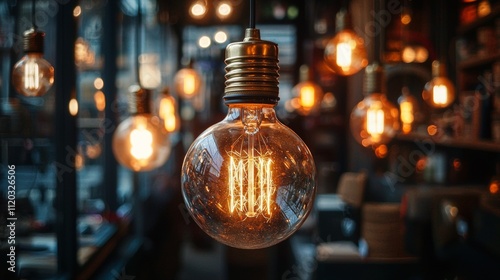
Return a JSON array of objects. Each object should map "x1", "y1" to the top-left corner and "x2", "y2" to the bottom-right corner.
[
  {"x1": 112, "y1": 86, "x2": 171, "y2": 172},
  {"x1": 422, "y1": 60, "x2": 455, "y2": 108},
  {"x1": 291, "y1": 65, "x2": 323, "y2": 116},
  {"x1": 181, "y1": 29, "x2": 316, "y2": 249},
  {"x1": 69, "y1": 98, "x2": 78, "y2": 116},
  {"x1": 217, "y1": 1, "x2": 232, "y2": 19},
  {"x1": 157, "y1": 88, "x2": 180, "y2": 133},
  {"x1": 190, "y1": 1, "x2": 207, "y2": 19},
  {"x1": 350, "y1": 63, "x2": 400, "y2": 147},
  {"x1": 398, "y1": 87, "x2": 418, "y2": 134},
  {"x1": 324, "y1": 10, "x2": 368, "y2": 76},
  {"x1": 174, "y1": 60, "x2": 202, "y2": 99},
  {"x1": 12, "y1": 28, "x2": 54, "y2": 97}
]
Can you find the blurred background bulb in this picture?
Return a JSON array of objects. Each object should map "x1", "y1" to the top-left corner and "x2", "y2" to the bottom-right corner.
[
  {"x1": 174, "y1": 59, "x2": 202, "y2": 99},
  {"x1": 112, "y1": 86, "x2": 171, "y2": 172},
  {"x1": 157, "y1": 87, "x2": 180, "y2": 133},
  {"x1": 350, "y1": 63, "x2": 400, "y2": 147},
  {"x1": 422, "y1": 60, "x2": 455, "y2": 108},
  {"x1": 181, "y1": 29, "x2": 316, "y2": 249},
  {"x1": 398, "y1": 86, "x2": 418, "y2": 134},
  {"x1": 324, "y1": 9, "x2": 368, "y2": 76},
  {"x1": 291, "y1": 65, "x2": 324, "y2": 116},
  {"x1": 12, "y1": 28, "x2": 54, "y2": 97}
]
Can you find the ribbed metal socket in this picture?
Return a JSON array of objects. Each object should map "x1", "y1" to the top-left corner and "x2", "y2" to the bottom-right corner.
[
  {"x1": 224, "y1": 28, "x2": 280, "y2": 105},
  {"x1": 128, "y1": 85, "x2": 152, "y2": 115},
  {"x1": 23, "y1": 28, "x2": 45, "y2": 53},
  {"x1": 363, "y1": 63, "x2": 386, "y2": 96},
  {"x1": 336, "y1": 9, "x2": 353, "y2": 32}
]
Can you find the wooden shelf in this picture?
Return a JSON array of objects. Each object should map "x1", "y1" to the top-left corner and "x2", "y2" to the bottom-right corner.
[
  {"x1": 395, "y1": 132, "x2": 500, "y2": 153},
  {"x1": 457, "y1": 5, "x2": 500, "y2": 35},
  {"x1": 458, "y1": 52, "x2": 500, "y2": 70}
]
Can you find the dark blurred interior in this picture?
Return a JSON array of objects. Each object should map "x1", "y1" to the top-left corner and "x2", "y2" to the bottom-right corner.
[{"x1": 1, "y1": 0, "x2": 500, "y2": 279}]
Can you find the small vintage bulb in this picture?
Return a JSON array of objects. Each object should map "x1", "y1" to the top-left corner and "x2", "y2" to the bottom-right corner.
[
  {"x1": 12, "y1": 28, "x2": 54, "y2": 97},
  {"x1": 422, "y1": 60, "x2": 455, "y2": 108},
  {"x1": 112, "y1": 86, "x2": 171, "y2": 172},
  {"x1": 324, "y1": 9, "x2": 368, "y2": 76}
]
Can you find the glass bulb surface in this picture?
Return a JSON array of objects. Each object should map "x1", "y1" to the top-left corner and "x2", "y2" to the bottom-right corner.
[
  {"x1": 350, "y1": 94, "x2": 400, "y2": 147},
  {"x1": 291, "y1": 81, "x2": 324, "y2": 116},
  {"x1": 174, "y1": 68, "x2": 202, "y2": 99},
  {"x1": 324, "y1": 30, "x2": 368, "y2": 76},
  {"x1": 112, "y1": 114, "x2": 170, "y2": 172},
  {"x1": 422, "y1": 76, "x2": 455, "y2": 108},
  {"x1": 398, "y1": 88, "x2": 418, "y2": 134},
  {"x1": 181, "y1": 106, "x2": 316, "y2": 249},
  {"x1": 12, "y1": 53, "x2": 54, "y2": 97}
]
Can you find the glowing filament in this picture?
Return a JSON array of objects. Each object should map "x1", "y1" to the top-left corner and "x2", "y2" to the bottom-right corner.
[
  {"x1": 228, "y1": 135, "x2": 273, "y2": 219},
  {"x1": 336, "y1": 42, "x2": 352, "y2": 68},
  {"x1": 130, "y1": 126, "x2": 153, "y2": 160},
  {"x1": 25, "y1": 61, "x2": 40, "y2": 90},
  {"x1": 433, "y1": 85, "x2": 447, "y2": 105},
  {"x1": 299, "y1": 85, "x2": 315, "y2": 109},
  {"x1": 400, "y1": 101, "x2": 414, "y2": 125},
  {"x1": 183, "y1": 74, "x2": 196, "y2": 96},
  {"x1": 367, "y1": 107, "x2": 384, "y2": 137}
]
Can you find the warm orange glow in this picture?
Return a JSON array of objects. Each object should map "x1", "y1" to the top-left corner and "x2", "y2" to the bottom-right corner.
[
  {"x1": 324, "y1": 30, "x2": 368, "y2": 76},
  {"x1": 299, "y1": 85, "x2": 316, "y2": 109},
  {"x1": 159, "y1": 96, "x2": 178, "y2": 132},
  {"x1": 130, "y1": 124, "x2": 153, "y2": 161},
  {"x1": 228, "y1": 155, "x2": 273, "y2": 218},
  {"x1": 367, "y1": 106, "x2": 384, "y2": 139},
  {"x1": 427, "y1": 125, "x2": 438, "y2": 136},
  {"x1": 336, "y1": 42, "x2": 352, "y2": 69},
  {"x1": 69, "y1": 98, "x2": 78, "y2": 116},
  {"x1": 416, "y1": 158, "x2": 427, "y2": 172},
  {"x1": 190, "y1": 1, "x2": 207, "y2": 19},
  {"x1": 433, "y1": 84, "x2": 448, "y2": 105},
  {"x1": 453, "y1": 158, "x2": 462, "y2": 171},
  {"x1": 94, "y1": 90, "x2": 106, "y2": 111},
  {"x1": 374, "y1": 144, "x2": 388, "y2": 158},
  {"x1": 490, "y1": 181, "x2": 499, "y2": 194}
]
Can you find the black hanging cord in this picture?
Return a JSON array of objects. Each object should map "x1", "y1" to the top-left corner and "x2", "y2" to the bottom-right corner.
[
  {"x1": 374, "y1": 0, "x2": 383, "y2": 63},
  {"x1": 135, "y1": 0, "x2": 142, "y2": 84},
  {"x1": 31, "y1": 0, "x2": 37, "y2": 29},
  {"x1": 249, "y1": 0, "x2": 255, "y2": 29}
]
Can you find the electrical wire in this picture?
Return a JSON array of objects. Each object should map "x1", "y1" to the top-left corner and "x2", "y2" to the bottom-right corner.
[{"x1": 249, "y1": 0, "x2": 255, "y2": 29}]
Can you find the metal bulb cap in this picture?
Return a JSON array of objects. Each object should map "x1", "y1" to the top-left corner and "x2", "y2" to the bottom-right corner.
[
  {"x1": 23, "y1": 28, "x2": 45, "y2": 53},
  {"x1": 224, "y1": 28, "x2": 280, "y2": 105},
  {"x1": 363, "y1": 63, "x2": 386, "y2": 96}
]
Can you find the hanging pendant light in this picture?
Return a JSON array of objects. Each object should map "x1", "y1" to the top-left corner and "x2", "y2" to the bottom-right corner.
[
  {"x1": 157, "y1": 87, "x2": 180, "y2": 133},
  {"x1": 174, "y1": 58, "x2": 202, "y2": 100},
  {"x1": 350, "y1": 63, "x2": 400, "y2": 147},
  {"x1": 398, "y1": 86, "x2": 418, "y2": 134},
  {"x1": 422, "y1": 60, "x2": 455, "y2": 108},
  {"x1": 12, "y1": 1, "x2": 54, "y2": 97},
  {"x1": 324, "y1": 7, "x2": 368, "y2": 76},
  {"x1": 112, "y1": 0, "x2": 170, "y2": 171},
  {"x1": 181, "y1": 0, "x2": 316, "y2": 250},
  {"x1": 291, "y1": 65, "x2": 324, "y2": 116}
]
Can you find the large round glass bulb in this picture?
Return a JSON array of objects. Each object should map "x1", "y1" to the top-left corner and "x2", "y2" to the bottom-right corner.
[
  {"x1": 112, "y1": 114, "x2": 170, "y2": 172},
  {"x1": 324, "y1": 29, "x2": 368, "y2": 76},
  {"x1": 12, "y1": 53, "x2": 54, "y2": 97},
  {"x1": 181, "y1": 105, "x2": 317, "y2": 249},
  {"x1": 350, "y1": 94, "x2": 400, "y2": 147}
]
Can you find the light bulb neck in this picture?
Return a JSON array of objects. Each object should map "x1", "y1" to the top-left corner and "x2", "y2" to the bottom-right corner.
[
  {"x1": 299, "y1": 65, "x2": 310, "y2": 82},
  {"x1": 23, "y1": 28, "x2": 45, "y2": 54},
  {"x1": 432, "y1": 60, "x2": 446, "y2": 77},
  {"x1": 224, "y1": 28, "x2": 280, "y2": 105},
  {"x1": 363, "y1": 62, "x2": 386, "y2": 96},
  {"x1": 336, "y1": 9, "x2": 353, "y2": 32},
  {"x1": 128, "y1": 85, "x2": 152, "y2": 115}
]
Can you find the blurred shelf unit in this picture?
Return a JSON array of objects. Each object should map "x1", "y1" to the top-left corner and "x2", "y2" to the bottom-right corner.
[{"x1": 455, "y1": 2, "x2": 500, "y2": 143}]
